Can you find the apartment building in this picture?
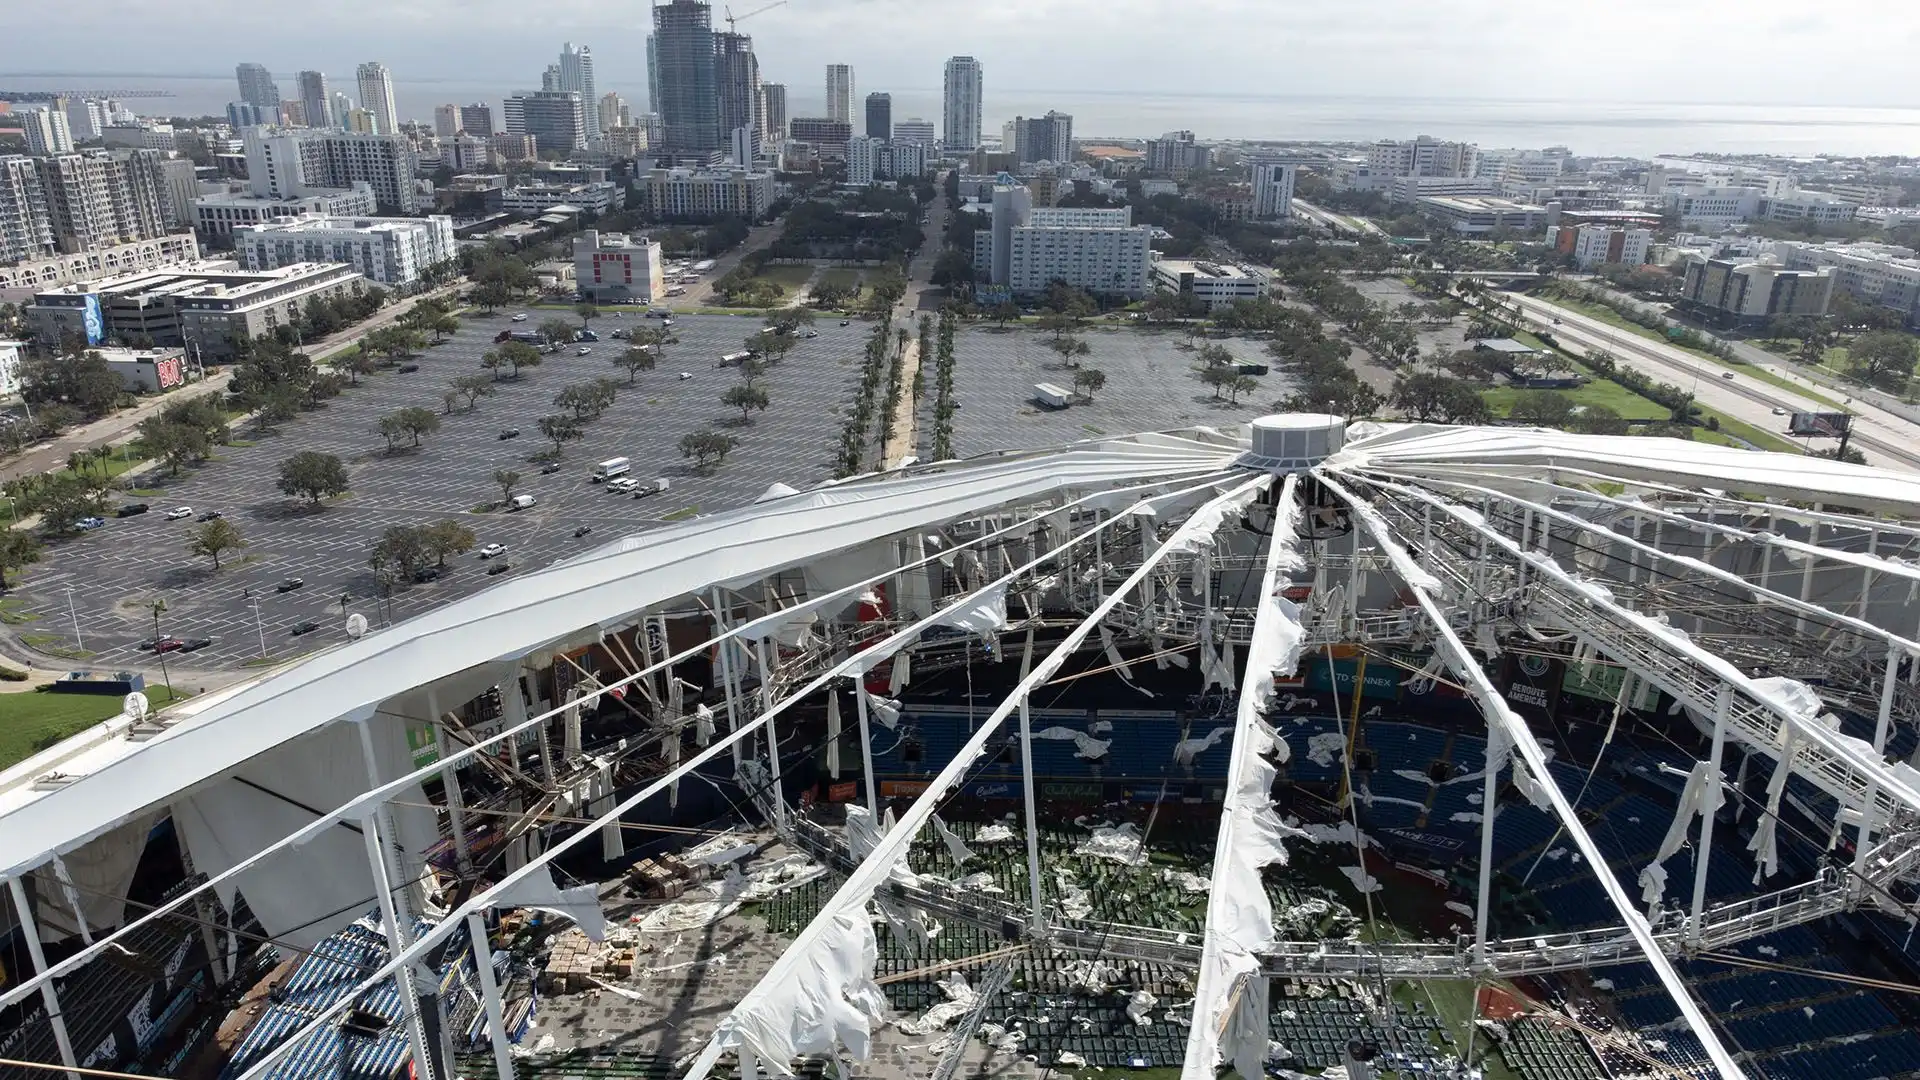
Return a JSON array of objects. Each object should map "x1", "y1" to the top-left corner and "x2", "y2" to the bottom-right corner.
[
  {"x1": 1774, "y1": 241, "x2": 1920, "y2": 328},
  {"x1": 1250, "y1": 163, "x2": 1296, "y2": 220},
  {"x1": 233, "y1": 214, "x2": 456, "y2": 286},
  {"x1": 642, "y1": 167, "x2": 774, "y2": 221},
  {"x1": 0, "y1": 233, "x2": 202, "y2": 292},
  {"x1": 1547, "y1": 224, "x2": 1652, "y2": 269},
  {"x1": 30, "y1": 262, "x2": 367, "y2": 359},
  {"x1": 242, "y1": 127, "x2": 422, "y2": 212},
  {"x1": 972, "y1": 186, "x2": 1151, "y2": 298},
  {"x1": 1367, "y1": 135, "x2": 1478, "y2": 178},
  {"x1": 1677, "y1": 254, "x2": 1833, "y2": 328},
  {"x1": 194, "y1": 187, "x2": 378, "y2": 241},
  {"x1": 789, "y1": 117, "x2": 852, "y2": 159}
]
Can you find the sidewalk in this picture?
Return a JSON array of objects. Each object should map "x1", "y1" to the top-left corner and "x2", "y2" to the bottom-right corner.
[{"x1": 1, "y1": 281, "x2": 465, "y2": 485}]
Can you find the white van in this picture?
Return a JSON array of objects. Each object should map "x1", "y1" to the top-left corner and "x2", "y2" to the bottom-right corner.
[
  {"x1": 607, "y1": 476, "x2": 638, "y2": 494},
  {"x1": 592, "y1": 457, "x2": 631, "y2": 482},
  {"x1": 509, "y1": 494, "x2": 537, "y2": 510}
]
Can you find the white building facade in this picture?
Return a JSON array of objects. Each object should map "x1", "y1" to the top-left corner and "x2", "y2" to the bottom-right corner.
[
  {"x1": 642, "y1": 167, "x2": 775, "y2": 221},
  {"x1": 1250, "y1": 163, "x2": 1295, "y2": 219},
  {"x1": 573, "y1": 229, "x2": 664, "y2": 302},
  {"x1": 1151, "y1": 258, "x2": 1268, "y2": 311},
  {"x1": 1774, "y1": 240, "x2": 1920, "y2": 328},
  {"x1": 942, "y1": 57, "x2": 983, "y2": 152},
  {"x1": 972, "y1": 190, "x2": 1150, "y2": 298},
  {"x1": 232, "y1": 214, "x2": 456, "y2": 286}
]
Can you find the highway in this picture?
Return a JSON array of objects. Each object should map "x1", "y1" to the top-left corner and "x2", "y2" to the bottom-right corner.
[{"x1": 1500, "y1": 293, "x2": 1920, "y2": 472}]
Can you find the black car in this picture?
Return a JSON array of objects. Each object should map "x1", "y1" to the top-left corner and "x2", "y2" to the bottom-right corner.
[
  {"x1": 486, "y1": 562, "x2": 511, "y2": 575},
  {"x1": 839, "y1": 320, "x2": 851, "y2": 327},
  {"x1": 541, "y1": 462, "x2": 563, "y2": 474},
  {"x1": 117, "y1": 504, "x2": 149, "y2": 517},
  {"x1": 573, "y1": 525, "x2": 593, "y2": 538},
  {"x1": 290, "y1": 620, "x2": 320, "y2": 636},
  {"x1": 179, "y1": 637, "x2": 213, "y2": 652},
  {"x1": 398, "y1": 363, "x2": 420, "y2": 374},
  {"x1": 499, "y1": 428, "x2": 520, "y2": 440},
  {"x1": 413, "y1": 566, "x2": 443, "y2": 583},
  {"x1": 197, "y1": 510, "x2": 222, "y2": 522},
  {"x1": 276, "y1": 577, "x2": 305, "y2": 592}
]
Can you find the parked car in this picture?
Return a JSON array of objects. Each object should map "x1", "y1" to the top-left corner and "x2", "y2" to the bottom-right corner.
[
  {"x1": 180, "y1": 637, "x2": 213, "y2": 652},
  {"x1": 678, "y1": 371, "x2": 693, "y2": 380},
  {"x1": 579, "y1": 330, "x2": 597, "y2": 341},
  {"x1": 494, "y1": 330, "x2": 513, "y2": 343},
  {"x1": 117, "y1": 504, "x2": 149, "y2": 517},
  {"x1": 398, "y1": 363, "x2": 420, "y2": 374},
  {"x1": 541, "y1": 461, "x2": 563, "y2": 474},
  {"x1": 165, "y1": 506, "x2": 193, "y2": 520},
  {"x1": 74, "y1": 517, "x2": 106, "y2": 531},
  {"x1": 478, "y1": 543, "x2": 506, "y2": 559},
  {"x1": 573, "y1": 525, "x2": 593, "y2": 538},
  {"x1": 576, "y1": 346, "x2": 592, "y2": 356},
  {"x1": 276, "y1": 577, "x2": 305, "y2": 592},
  {"x1": 610, "y1": 328, "x2": 627, "y2": 339},
  {"x1": 804, "y1": 330, "x2": 819, "y2": 338},
  {"x1": 151, "y1": 637, "x2": 186, "y2": 653},
  {"x1": 413, "y1": 566, "x2": 443, "y2": 583},
  {"x1": 486, "y1": 562, "x2": 511, "y2": 576},
  {"x1": 511, "y1": 313, "x2": 529, "y2": 322},
  {"x1": 839, "y1": 320, "x2": 851, "y2": 327},
  {"x1": 290, "y1": 620, "x2": 320, "y2": 636},
  {"x1": 197, "y1": 510, "x2": 222, "y2": 521},
  {"x1": 499, "y1": 428, "x2": 520, "y2": 440}
]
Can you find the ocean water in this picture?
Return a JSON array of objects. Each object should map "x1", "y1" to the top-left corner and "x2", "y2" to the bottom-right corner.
[{"x1": 7, "y1": 72, "x2": 1919, "y2": 158}]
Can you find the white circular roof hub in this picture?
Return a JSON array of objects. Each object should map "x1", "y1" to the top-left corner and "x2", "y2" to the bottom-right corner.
[{"x1": 1242, "y1": 413, "x2": 1345, "y2": 473}]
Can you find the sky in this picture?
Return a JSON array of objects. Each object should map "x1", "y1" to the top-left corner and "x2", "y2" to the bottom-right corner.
[{"x1": 12, "y1": 0, "x2": 1920, "y2": 111}]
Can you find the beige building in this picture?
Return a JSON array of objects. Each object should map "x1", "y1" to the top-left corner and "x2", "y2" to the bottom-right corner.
[
  {"x1": 30, "y1": 263, "x2": 366, "y2": 360},
  {"x1": 0, "y1": 233, "x2": 202, "y2": 293},
  {"x1": 643, "y1": 167, "x2": 775, "y2": 222},
  {"x1": 1678, "y1": 254, "x2": 1833, "y2": 329}
]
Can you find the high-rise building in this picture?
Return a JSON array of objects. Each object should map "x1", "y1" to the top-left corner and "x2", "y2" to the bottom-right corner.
[
  {"x1": 652, "y1": 0, "x2": 721, "y2": 155},
  {"x1": 242, "y1": 126, "x2": 422, "y2": 212},
  {"x1": 972, "y1": 189, "x2": 1151, "y2": 297},
  {"x1": 865, "y1": 92, "x2": 891, "y2": 140},
  {"x1": 825, "y1": 65, "x2": 855, "y2": 124},
  {"x1": 1145, "y1": 131, "x2": 1210, "y2": 177},
  {"x1": 297, "y1": 72, "x2": 332, "y2": 130},
  {"x1": 235, "y1": 63, "x2": 281, "y2": 110},
  {"x1": 1366, "y1": 135, "x2": 1477, "y2": 179},
  {"x1": 598, "y1": 94, "x2": 629, "y2": 135},
  {"x1": 20, "y1": 108, "x2": 75, "y2": 155},
  {"x1": 330, "y1": 92, "x2": 355, "y2": 130},
  {"x1": 35, "y1": 150, "x2": 174, "y2": 252},
  {"x1": 460, "y1": 103, "x2": 495, "y2": 137},
  {"x1": 789, "y1": 118, "x2": 852, "y2": 160},
  {"x1": 942, "y1": 56, "x2": 983, "y2": 152},
  {"x1": 715, "y1": 32, "x2": 762, "y2": 152},
  {"x1": 433, "y1": 105, "x2": 460, "y2": 139},
  {"x1": 1250, "y1": 163, "x2": 1296, "y2": 219},
  {"x1": 848, "y1": 137, "x2": 926, "y2": 185},
  {"x1": 730, "y1": 125, "x2": 761, "y2": 167},
  {"x1": 892, "y1": 118, "x2": 935, "y2": 147},
  {"x1": 760, "y1": 84, "x2": 787, "y2": 143},
  {"x1": 646, "y1": 35, "x2": 662, "y2": 114},
  {"x1": 227, "y1": 102, "x2": 273, "y2": 129},
  {"x1": 504, "y1": 91, "x2": 588, "y2": 153},
  {"x1": 355, "y1": 62, "x2": 399, "y2": 136},
  {"x1": 64, "y1": 99, "x2": 109, "y2": 142},
  {"x1": 0, "y1": 156, "x2": 56, "y2": 262},
  {"x1": 558, "y1": 43, "x2": 600, "y2": 137},
  {"x1": 643, "y1": 166, "x2": 774, "y2": 221},
  {"x1": 233, "y1": 214, "x2": 456, "y2": 286},
  {"x1": 1012, "y1": 111, "x2": 1072, "y2": 164}
]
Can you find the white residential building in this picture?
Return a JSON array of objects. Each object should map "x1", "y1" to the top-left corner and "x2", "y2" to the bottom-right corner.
[
  {"x1": 433, "y1": 105, "x2": 460, "y2": 138},
  {"x1": 355, "y1": 62, "x2": 399, "y2": 135},
  {"x1": 1151, "y1": 258, "x2": 1268, "y2": 311},
  {"x1": 825, "y1": 65, "x2": 855, "y2": 124},
  {"x1": 0, "y1": 155, "x2": 57, "y2": 262},
  {"x1": 1367, "y1": 136, "x2": 1477, "y2": 178},
  {"x1": 942, "y1": 56, "x2": 983, "y2": 152},
  {"x1": 233, "y1": 214, "x2": 455, "y2": 286},
  {"x1": 1758, "y1": 191, "x2": 1858, "y2": 226},
  {"x1": 499, "y1": 180, "x2": 625, "y2": 215},
  {"x1": 573, "y1": 229, "x2": 664, "y2": 302},
  {"x1": 242, "y1": 127, "x2": 422, "y2": 212},
  {"x1": 1549, "y1": 224, "x2": 1652, "y2": 269},
  {"x1": 892, "y1": 118, "x2": 936, "y2": 147},
  {"x1": 195, "y1": 187, "x2": 378, "y2": 240},
  {"x1": 642, "y1": 167, "x2": 775, "y2": 221},
  {"x1": 972, "y1": 186, "x2": 1151, "y2": 297},
  {"x1": 0, "y1": 341, "x2": 24, "y2": 398},
  {"x1": 848, "y1": 136, "x2": 880, "y2": 186},
  {"x1": 20, "y1": 107, "x2": 74, "y2": 155},
  {"x1": 1666, "y1": 187, "x2": 1764, "y2": 229},
  {"x1": 846, "y1": 137, "x2": 928, "y2": 185},
  {"x1": 1250, "y1": 163, "x2": 1296, "y2": 220},
  {"x1": 559, "y1": 44, "x2": 599, "y2": 137},
  {"x1": 1774, "y1": 240, "x2": 1920, "y2": 328}
]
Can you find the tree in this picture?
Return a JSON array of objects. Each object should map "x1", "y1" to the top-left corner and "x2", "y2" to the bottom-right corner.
[
  {"x1": 1390, "y1": 372, "x2": 1488, "y2": 423},
  {"x1": 929, "y1": 249, "x2": 975, "y2": 287},
  {"x1": 493, "y1": 469, "x2": 523, "y2": 501},
  {"x1": 1072, "y1": 368, "x2": 1108, "y2": 401},
  {"x1": 746, "y1": 330, "x2": 791, "y2": 364},
  {"x1": 451, "y1": 374, "x2": 496, "y2": 410},
  {"x1": 1048, "y1": 335, "x2": 1092, "y2": 367},
  {"x1": 614, "y1": 343, "x2": 657, "y2": 383},
  {"x1": 277, "y1": 451, "x2": 348, "y2": 505},
  {"x1": 397, "y1": 406, "x2": 440, "y2": 446},
  {"x1": 538, "y1": 317, "x2": 577, "y2": 346},
  {"x1": 1223, "y1": 373, "x2": 1258, "y2": 404},
  {"x1": 35, "y1": 474, "x2": 112, "y2": 533},
  {"x1": 21, "y1": 350, "x2": 124, "y2": 419},
  {"x1": 679, "y1": 429, "x2": 739, "y2": 469},
  {"x1": 1509, "y1": 390, "x2": 1577, "y2": 428},
  {"x1": 473, "y1": 279, "x2": 512, "y2": 313},
  {"x1": 1848, "y1": 331, "x2": 1918, "y2": 390},
  {"x1": 575, "y1": 302, "x2": 600, "y2": 330},
  {"x1": 186, "y1": 518, "x2": 247, "y2": 570},
  {"x1": 1037, "y1": 311, "x2": 1078, "y2": 340},
  {"x1": 554, "y1": 379, "x2": 617, "y2": 420},
  {"x1": 723, "y1": 382, "x2": 771, "y2": 421},
  {"x1": 369, "y1": 524, "x2": 430, "y2": 580},
  {"x1": 421, "y1": 519, "x2": 476, "y2": 566},
  {"x1": 0, "y1": 529, "x2": 43, "y2": 589},
  {"x1": 1196, "y1": 344, "x2": 1236, "y2": 369},
  {"x1": 537, "y1": 413, "x2": 585, "y2": 453},
  {"x1": 428, "y1": 312, "x2": 460, "y2": 343},
  {"x1": 767, "y1": 309, "x2": 815, "y2": 334},
  {"x1": 1572, "y1": 403, "x2": 1629, "y2": 435},
  {"x1": 377, "y1": 412, "x2": 408, "y2": 452},
  {"x1": 990, "y1": 300, "x2": 1021, "y2": 326}
]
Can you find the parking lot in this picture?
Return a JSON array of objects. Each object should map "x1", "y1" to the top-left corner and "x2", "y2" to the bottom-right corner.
[
  {"x1": 932, "y1": 323, "x2": 1298, "y2": 458},
  {"x1": 10, "y1": 310, "x2": 868, "y2": 671}
]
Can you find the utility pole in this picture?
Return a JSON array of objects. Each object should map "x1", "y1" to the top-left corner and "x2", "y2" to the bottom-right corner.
[
  {"x1": 64, "y1": 586, "x2": 82, "y2": 651},
  {"x1": 251, "y1": 599, "x2": 266, "y2": 659}
]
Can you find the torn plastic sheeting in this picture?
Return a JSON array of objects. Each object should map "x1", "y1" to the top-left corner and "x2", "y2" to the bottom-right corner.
[
  {"x1": 710, "y1": 906, "x2": 889, "y2": 1079},
  {"x1": 1056, "y1": 872, "x2": 1095, "y2": 921},
  {"x1": 1305, "y1": 732, "x2": 1346, "y2": 767},
  {"x1": 931, "y1": 815, "x2": 975, "y2": 866},
  {"x1": 1162, "y1": 482, "x2": 1264, "y2": 556},
  {"x1": 1172, "y1": 727, "x2": 1232, "y2": 768},
  {"x1": 1098, "y1": 624, "x2": 1154, "y2": 698},
  {"x1": 927, "y1": 582, "x2": 1010, "y2": 636},
  {"x1": 1125, "y1": 990, "x2": 1159, "y2": 1026},
  {"x1": 1749, "y1": 733, "x2": 1797, "y2": 883},
  {"x1": 493, "y1": 866, "x2": 607, "y2": 942},
  {"x1": 1639, "y1": 759, "x2": 1718, "y2": 911},
  {"x1": 1075, "y1": 823, "x2": 1148, "y2": 865},
  {"x1": 1339, "y1": 866, "x2": 1382, "y2": 894},
  {"x1": 861, "y1": 689, "x2": 902, "y2": 731},
  {"x1": 954, "y1": 871, "x2": 1003, "y2": 894},
  {"x1": 1035, "y1": 726, "x2": 1112, "y2": 760},
  {"x1": 896, "y1": 971, "x2": 980, "y2": 1035},
  {"x1": 975, "y1": 824, "x2": 1015, "y2": 844}
]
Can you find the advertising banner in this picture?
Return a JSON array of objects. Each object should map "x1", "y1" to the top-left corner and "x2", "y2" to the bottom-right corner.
[
  {"x1": 827, "y1": 781, "x2": 859, "y2": 803},
  {"x1": 82, "y1": 294, "x2": 105, "y2": 345},
  {"x1": 881, "y1": 780, "x2": 930, "y2": 797}
]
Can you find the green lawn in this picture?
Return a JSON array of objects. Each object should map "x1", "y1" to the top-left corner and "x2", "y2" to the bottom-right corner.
[
  {"x1": 750, "y1": 264, "x2": 818, "y2": 291},
  {"x1": 1483, "y1": 377, "x2": 1669, "y2": 422},
  {"x1": 814, "y1": 268, "x2": 864, "y2": 295},
  {"x1": 0, "y1": 685, "x2": 187, "y2": 770}
]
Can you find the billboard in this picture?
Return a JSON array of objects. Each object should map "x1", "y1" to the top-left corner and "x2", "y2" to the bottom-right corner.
[
  {"x1": 81, "y1": 294, "x2": 105, "y2": 345},
  {"x1": 1788, "y1": 412, "x2": 1851, "y2": 438}
]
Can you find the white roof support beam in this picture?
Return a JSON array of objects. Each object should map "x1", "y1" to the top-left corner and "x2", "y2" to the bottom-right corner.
[
  {"x1": 219, "y1": 471, "x2": 1251, "y2": 1080},
  {"x1": 1315, "y1": 470, "x2": 1749, "y2": 1080},
  {"x1": 0, "y1": 468, "x2": 1239, "y2": 1017},
  {"x1": 681, "y1": 474, "x2": 1273, "y2": 1080}
]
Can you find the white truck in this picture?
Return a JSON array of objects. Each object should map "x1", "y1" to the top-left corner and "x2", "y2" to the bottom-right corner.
[
  {"x1": 1034, "y1": 383, "x2": 1073, "y2": 410},
  {"x1": 509, "y1": 494, "x2": 537, "y2": 510},
  {"x1": 592, "y1": 457, "x2": 631, "y2": 482},
  {"x1": 631, "y1": 477, "x2": 671, "y2": 498}
]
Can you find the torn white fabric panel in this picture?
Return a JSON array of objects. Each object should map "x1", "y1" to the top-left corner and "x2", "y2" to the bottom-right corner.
[
  {"x1": 888, "y1": 650, "x2": 912, "y2": 694},
  {"x1": 492, "y1": 866, "x2": 606, "y2": 942},
  {"x1": 32, "y1": 812, "x2": 156, "y2": 942},
  {"x1": 861, "y1": 690, "x2": 901, "y2": 731},
  {"x1": 695, "y1": 703, "x2": 716, "y2": 746},
  {"x1": 1639, "y1": 760, "x2": 1715, "y2": 911},
  {"x1": 1749, "y1": 734, "x2": 1797, "y2": 883},
  {"x1": 928, "y1": 583, "x2": 1009, "y2": 636},
  {"x1": 1173, "y1": 727, "x2": 1232, "y2": 769},
  {"x1": 714, "y1": 907, "x2": 890, "y2": 1080},
  {"x1": 931, "y1": 815, "x2": 974, "y2": 867},
  {"x1": 596, "y1": 761, "x2": 625, "y2": 862},
  {"x1": 1034, "y1": 727, "x2": 1112, "y2": 760}
]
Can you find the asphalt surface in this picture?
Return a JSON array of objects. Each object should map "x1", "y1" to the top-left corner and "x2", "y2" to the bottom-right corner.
[{"x1": 10, "y1": 310, "x2": 866, "y2": 670}]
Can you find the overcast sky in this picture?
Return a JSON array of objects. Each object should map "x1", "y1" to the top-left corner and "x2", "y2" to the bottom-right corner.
[{"x1": 13, "y1": 0, "x2": 1920, "y2": 109}]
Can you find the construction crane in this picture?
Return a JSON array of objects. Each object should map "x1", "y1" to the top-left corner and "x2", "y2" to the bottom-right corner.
[{"x1": 724, "y1": 0, "x2": 787, "y2": 32}]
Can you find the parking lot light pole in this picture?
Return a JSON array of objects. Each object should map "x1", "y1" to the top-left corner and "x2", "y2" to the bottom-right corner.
[
  {"x1": 251, "y1": 599, "x2": 266, "y2": 659},
  {"x1": 63, "y1": 586, "x2": 81, "y2": 651},
  {"x1": 149, "y1": 600, "x2": 173, "y2": 697}
]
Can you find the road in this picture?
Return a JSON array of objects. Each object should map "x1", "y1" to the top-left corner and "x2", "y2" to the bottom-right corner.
[
  {"x1": 674, "y1": 222, "x2": 784, "y2": 308},
  {"x1": 0, "y1": 282, "x2": 466, "y2": 484},
  {"x1": 1503, "y1": 293, "x2": 1920, "y2": 471}
]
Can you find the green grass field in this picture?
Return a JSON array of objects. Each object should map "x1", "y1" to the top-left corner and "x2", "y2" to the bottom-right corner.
[
  {"x1": 0, "y1": 685, "x2": 187, "y2": 770},
  {"x1": 814, "y1": 267, "x2": 863, "y2": 295},
  {"x1": 1482, "y1": 378, "x2": 1670, "y2": 422},
  {"x1": 750, "y1": 264, "x2": 818, "y2": 291}
]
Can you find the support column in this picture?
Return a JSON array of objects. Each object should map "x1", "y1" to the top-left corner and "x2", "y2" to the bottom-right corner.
[
  {"x1": 711, "y1": 588, "x2": 745, "y2": 772},
  {"x1": 854, "y1": 681, "x2": 879, "y2": 813},
  {"x1": 1857, "y1": 532, "x2": 1878, "y2": 620},
  {"x1": 1796, "y1": 507, "x2": 1823, "y2": 637},
  {"x1": 1689, "y1": 684, "x2": 1730, "y2": 946},
  {"x1": 1759, "y1": 512, "x2": 1773, "y2": 593},
  {"x1": 1472, "y1": 738, "x2": 1502, "y2": 967},
  {"x1": 1853, "y1": 647, "x2": 1902, "y2": 887},
  {"x1": 1017, "y1": 696, "x2": 1047, "y2": 932},
  {"x1": 754, "y1": 637, "x2": 787, "y2": 830},
  {"x1": 48, "y1": 857, "x2": 90, "y2": 946},
  {"x1": 363, "y1": 813, "x2": 440, "y2": 1080},
  {"x1": 7, "y1": 876, "x2": 78, "y2": 1080},
  {"x1": 1515, "y1": 509, "x2": 1534, "y2": 593},
  {"x1": 428, "y1": 689, "x2": 472, "y2": 875},
  {"x1": 466, "y1": 912, "x2": 515, "y2": 1080}
]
